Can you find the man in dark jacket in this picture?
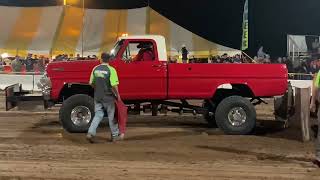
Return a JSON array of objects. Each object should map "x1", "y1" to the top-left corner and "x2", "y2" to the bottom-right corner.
[
  {"x1": 181, "y1": 45, "x2": 189, "y2": 63},
  {"x1": 25, "y1": 53, "x2": 34, "y2": 72}
]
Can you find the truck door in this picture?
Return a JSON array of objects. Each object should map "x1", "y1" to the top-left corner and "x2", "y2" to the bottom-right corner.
[{"x1": 113, "y1": 39, "x2": 167, "y2": 100}]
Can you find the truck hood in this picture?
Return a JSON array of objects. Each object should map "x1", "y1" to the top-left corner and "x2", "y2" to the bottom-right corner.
[{"x1": 46, "y1": 60, "x2": 100, "y2": 76}]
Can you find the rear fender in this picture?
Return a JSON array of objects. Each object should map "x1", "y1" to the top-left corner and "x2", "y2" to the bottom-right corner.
[{"x1": 212, "y1": 83, "x2": 255, "y2": 102}]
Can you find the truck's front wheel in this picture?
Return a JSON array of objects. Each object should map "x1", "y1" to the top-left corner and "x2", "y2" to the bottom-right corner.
[
  {"x1": 215, "y1": 96, "x2": 256, "y2": 135},
  {"x1": 59, "y1": 94, "x2": 94, "y2": 133}
]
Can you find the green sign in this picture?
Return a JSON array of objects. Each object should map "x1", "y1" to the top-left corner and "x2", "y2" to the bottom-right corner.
[{"x1": 241, "y1": 0, "x2": 249, "y2": 51}]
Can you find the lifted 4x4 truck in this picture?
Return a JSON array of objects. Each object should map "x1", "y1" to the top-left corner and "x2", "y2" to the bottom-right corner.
[{"x1": 5, "y1": 35, "x2": 289, "y2": 135}]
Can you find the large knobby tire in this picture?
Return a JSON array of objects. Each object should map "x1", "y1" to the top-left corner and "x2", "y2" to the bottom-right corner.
[
  {"x1": 215, "y1": 96, "x2": 256, "y2": 135},
  {"x1": 59, "y1": 94, "x2": 94, "y2": 133},
  {"x1": 202, "y1": 100, "x2": 217, "y2": 128}
]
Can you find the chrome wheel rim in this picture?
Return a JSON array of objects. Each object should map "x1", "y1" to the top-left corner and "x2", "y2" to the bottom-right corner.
[
  {"x1": 227, "y1": 107, "x2": 247, "y2": 126},
  {"x1": 71, "y1": 106, "x2": 92, "y2": 126}
]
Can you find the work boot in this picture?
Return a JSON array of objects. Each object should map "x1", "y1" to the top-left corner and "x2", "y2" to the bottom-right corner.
[
  {"x1": 119, "y1": 133, "x2": 125, "y2": 140},
  {"x1": 312, "y1": 159, "x2": 320, "y2": 168},
  {"x1": 110, "y1": 134, "x2": 124, "y2": 143},
  {"x1": 86, "y1": 134, "x2": 95, "y2": 143}
]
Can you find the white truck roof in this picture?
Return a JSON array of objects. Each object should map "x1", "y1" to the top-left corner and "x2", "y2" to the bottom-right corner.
[{"x1": 119, "y1": 35, "x2": 167, "y2": 61}]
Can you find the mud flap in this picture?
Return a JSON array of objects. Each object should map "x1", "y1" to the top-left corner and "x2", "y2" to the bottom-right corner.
[{"x1": 274, "y1": 82, "x2": 294, "y2": 126}]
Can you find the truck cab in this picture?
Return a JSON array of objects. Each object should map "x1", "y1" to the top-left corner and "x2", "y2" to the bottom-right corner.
[{"x1": 109, "y1": 35, "x2": 168, "y2": 100}]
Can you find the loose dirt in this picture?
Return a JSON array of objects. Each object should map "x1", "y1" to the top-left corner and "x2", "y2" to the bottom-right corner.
[{"x1": 0, "y1": 96, "x2": 319, "y2": 179}]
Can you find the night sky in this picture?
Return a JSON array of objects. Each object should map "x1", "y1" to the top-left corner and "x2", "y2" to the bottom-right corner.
[{"x1": 1, "y1": 0, "x2": 320, "y2": 58}]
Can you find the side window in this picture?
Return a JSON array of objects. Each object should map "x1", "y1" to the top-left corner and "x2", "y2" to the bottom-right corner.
[{"x1": 121, "y1": 41, "x2": 155, "y2": 62}]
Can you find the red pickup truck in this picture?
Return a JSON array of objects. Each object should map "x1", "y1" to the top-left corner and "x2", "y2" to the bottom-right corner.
[{"x1": 7, "y1": 35, "x2": 288, "y2": 135}]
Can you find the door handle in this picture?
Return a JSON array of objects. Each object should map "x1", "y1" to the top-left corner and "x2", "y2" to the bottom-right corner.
[
  {"x1": 152, "y1": 64, "x2": 162, "y2": 68},
  {"x1": 52, "y1": 68, "x2": 64, "y2": 71}
]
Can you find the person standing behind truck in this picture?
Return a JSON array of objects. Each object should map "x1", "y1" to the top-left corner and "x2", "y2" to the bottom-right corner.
[
  {"x1": 25, "y1": 53, "x2": 34, "y2": 72},
  {"x1": 310, "y1": 71, "x2": 320, "y2": 167},
  {"x1": 11, "y1": 56, "x2": 22, "y2": 72},
  {"x1": 86, "y1": 53, "x2": 123, "y2": 143},
  {"x1": 181, "y1": 45, "x2": 189, "y2": 63}
]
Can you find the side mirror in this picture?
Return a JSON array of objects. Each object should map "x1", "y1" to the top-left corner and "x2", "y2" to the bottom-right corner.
[
  {"x1": 122, "y1": 56, "x2": 133, "y2": 63},
  {"x1": 110, "y1": 54, "x2": 116, "y2": 60}
]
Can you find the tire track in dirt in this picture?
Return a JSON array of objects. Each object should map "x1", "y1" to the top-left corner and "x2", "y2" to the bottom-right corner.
[{"x1": 0, "y1": 160, "x2": 318, "y2": 180}]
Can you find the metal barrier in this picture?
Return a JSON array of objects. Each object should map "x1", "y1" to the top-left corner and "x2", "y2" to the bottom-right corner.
[
  {"x1": 0, "y1": 72, "x2": 44, "y2": 91},
  {"x1": 288, "y1": 73, "x2": 313, "y2": 80}
]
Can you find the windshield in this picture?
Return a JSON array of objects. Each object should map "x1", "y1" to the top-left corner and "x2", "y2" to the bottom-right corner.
[{"x1": 110, "y1": 39, "x2": 124, "y2": 58}]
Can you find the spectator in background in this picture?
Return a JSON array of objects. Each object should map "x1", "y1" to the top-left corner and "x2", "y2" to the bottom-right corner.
[
  {"x1": 33, "y1": 60, "x2": 40, "y2": 73},
  {"x1": 310, "y1": 61, "x2": 318, "y2": 74},
  {"x1": 189, "y1": 55, "x2": 196, "y2": 63},
  {"x1": 299, "y1": 61, "x2": 309, "y2": 74},
  {"x1": 264, "y1": 55, "x2": 271, "y2": 64},
  {"x1": 38, "y1": 56, "x2": 45, "y2": 72},
  {"x1": 242, "y1": 56, "x2": 250, "y2": 63},
  {"x1": 257, "y1": 46, "x2": 267, "y2": 58},
  {"x1": 169, "y1": 56, "x2": 177, "y2": 63},
  {"x1": 92, "y1": 55, "x2": 97, "y2": 59},
  {"x1": 25, "y1": 53, "x2": 34, "y2": 72},
  {"x1": 233, "y1": 54, "x2": 241, "y2": 63},
  {"x1": 181, "y1": 45, "x2": 189, "y2": 64},
  {"x1": 282, "y1": 57, "x2": 287, "y2": 63},
  {"x1": 64, "y1": 54, "x2": 69, "y2": 61},
  {"x1": 312, "y1": 38, "x2": 320, "y2": 57},
  {"x1": 0, "y1": 58, "x2": 3, "y2": 71},
  {"x1": 45, "y1": 57, "x2": 50, "y2": 64},
  {"x1": 221, "y1": 53, "x2": 231, "y2": 63},
  {"x1": 53, "y1": 54, "x2": 60, "y2": 61},
  {"x1": 211, "y1": 56, "x2": 219, "y2": 63},
  {"x1": 277, "y1": 57, "x2": 283, "y2": 64},
  {"x1": 34, "y1": 55, "x2": 38, "y2": 61},
  {"x1": 216, "y1": 56, "x2": 222, "y2": 63},
  {"x1": 3, "y1": 57, "x2": 11, "y2": 65},
  {"x1": 284, "y1": 57, "x2": 293, "y2": 73},
  {"x1": 11, "y1": 56, "x2": 22, "y2": 72},
  {"x1": 69, "y1": 54, "x2": 74, "y2": 60},
  {"x1": 76, "y1": 54, "x2": 81, "y2": 60},
  {"x1": 58, "y1": 54, "x2": 63, "y2": 60}
]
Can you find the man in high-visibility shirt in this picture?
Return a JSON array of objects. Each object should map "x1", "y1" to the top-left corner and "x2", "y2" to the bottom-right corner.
[
  {"x1": 86, "y1": 53, "x2": 123, "y2": 143},
  {"x1": 311, "y1": 72, "x2": 320, "y2": 167}
]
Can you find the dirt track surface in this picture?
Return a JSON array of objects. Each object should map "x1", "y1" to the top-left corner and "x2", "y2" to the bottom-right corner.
[{"x1": 0, "y1": 108, "x2": 320, "y2": 180}]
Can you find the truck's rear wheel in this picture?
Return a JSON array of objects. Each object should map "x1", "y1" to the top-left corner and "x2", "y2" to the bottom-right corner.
[
  {"x1": 59, "y1": 94, "x2": 94, "y2": 133},
  {"x1": 202, "y1": 100, "x2": 217, "y2": 128},
  {"x1": 215, "y1": 96, "x2": 256, "y2": 135}
]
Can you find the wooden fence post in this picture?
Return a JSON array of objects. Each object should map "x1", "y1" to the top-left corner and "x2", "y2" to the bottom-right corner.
[{"x1": 293, "y1": 87, "x2": 311, "y2": 142}]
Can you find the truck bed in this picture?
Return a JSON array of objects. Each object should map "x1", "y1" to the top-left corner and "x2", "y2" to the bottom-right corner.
[{"x1": 167, "y1": 63, "x2": 288, "y2": 99}]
